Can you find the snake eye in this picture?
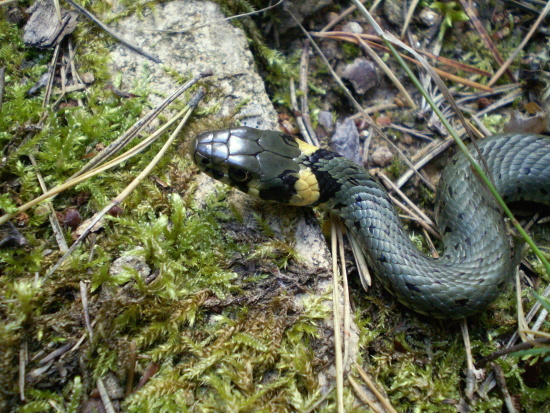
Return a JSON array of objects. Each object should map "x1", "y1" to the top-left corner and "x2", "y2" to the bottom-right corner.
[{"x1": 228, "y1": 167, "x2": 249, "y2": 182}]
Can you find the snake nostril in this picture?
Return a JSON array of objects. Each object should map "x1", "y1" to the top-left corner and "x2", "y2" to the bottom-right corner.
[{"x1": 201, "y1": 158, "x2": 210, "y2": 166}]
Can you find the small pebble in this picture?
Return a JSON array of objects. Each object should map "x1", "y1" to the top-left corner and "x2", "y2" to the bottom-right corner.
[
  {"x1": 342, "y1": 22, "x2": 363, "y2": 34},
  {"x1": 372, "y1": 146, "x2": 394, "y2": 167}
]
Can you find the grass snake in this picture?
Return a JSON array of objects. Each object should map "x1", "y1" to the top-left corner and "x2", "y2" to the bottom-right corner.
[{"x1": 192, "y1": 127, "x2": 550, "y2": 318}]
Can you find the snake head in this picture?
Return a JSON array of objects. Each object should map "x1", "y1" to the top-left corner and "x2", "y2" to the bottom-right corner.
[{"x1": 192, "y1": 127, "x2": 322, "y2": 206}]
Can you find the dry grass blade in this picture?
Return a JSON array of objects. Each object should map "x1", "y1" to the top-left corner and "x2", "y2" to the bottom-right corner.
[
  {"x1": 348, "y1": 234, "x2": 372, "y2": 289},
  {"x1": 97, "y1": 378, "x2": 116, "y2": 413},
  {"x1": 320, "y1": 0, "x2": 369, "y2": 32},
  {"x1": 289, "y1": 78, "x2": 313, "y2": 146},
  {"x1": 396, "y1": 136, "x2": 457, "y2": 188},
  {"x1": 354, "y1": 363, "x2": 399, "y2": 413},
  {"x1": 298, "y1": 42, "x2": 318, "y2": 146},
  {"x1": 401, "y1": 0, "x2": 421, "y2": 37},
  {"x1": 335, "y1": 223, "x2": 352, "y2": 367},
  {"x1": 28, "y1": 154, "x2": 68, "y2": 252},
  {"x1": 348, "y1": 376, "x2": 382, "y2": 412},
  {"x1": 330, "y1": 217, "x2": 345, "y2": 413}
]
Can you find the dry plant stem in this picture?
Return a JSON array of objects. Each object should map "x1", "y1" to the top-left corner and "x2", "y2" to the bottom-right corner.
[
  {"x1": 354, "y1": 35, "x2": 416, "y2": 108},
  {"x1": 289, "y1": 78, "x2": 312, "y2": 145},
  {"x1": 396, "y1": 136, "x2": 459, "y2": 188},
  {"x1": 460, "y1": 319, "x2": 477, "y2": 400},
  {"x1": 71, "y1": 70, "x2": 211, "y2": 179},
  {"x1": 19, "y1": 342, "x2": 26, "y2": 401},
  {"x1": 28, "y1": 154, "x2": 68, "y2": 252},
  {"x1": 65, "y1": 0, "x2": 161, "y2": 63},
  {"x1": 349, "y1": 234, "x2": 372, "y2": 288},
  {"x1": 388, "y1": 194, "x2": 440, "y2": 239},
  {"x1": 126, "y1": 341, "x2": 137, "y2": 397},
  {"x1": 390, "y1": 124, "x2": 434, "y2": 141},
  {"x1": 476, "y1": 88, "x2": 523, "y2": 117},
  {"x1": 336, "y1": 223, "x2": 352, "y2": 367},
  {"x1": 43, "y1": 45, "x2": 61, "y2": 106},
  {"x1": 454, "y1": 83, "x2": 520, "y2": 105},
  {"x1": 487, "y1": 1, "x2": 550, "y2": 87},
  {"x1": 422, "y1": 227, "x2": 439, "y2": 257},
  {"x1": 330, "y1": 217, "x2": 345, "y2": 413},
  {"x1": 350, "y1": 104, "x2": 399, "y2": 120},
  {"x1": 477, "y1": 337, "x2": 550, "y2": 367},
  {"x1": 299, "y1": 42, "x2": 318, "y2": 146},
  {"x1": 516, "y1": 269, "x2": 530, "y2": 342},
  {"x1": 0, "y1": 0, "x2": 18, "y2": 5},
  {"x1": 348, "y1": 376, "x2": 382, "y2": 413},
  {"x1": 377, "y1": 171, "x2": 437, "y2": 227},
  {"x1": 39, "y1": 342, "x2": 74, "y2": 364},
  {"x1": 0, "y1": 66, "x2": 5, "y2": 112},
  {"x1": 401, "y1": 0, "x2": 420, "y2": 38},
  {"x1": 42, "y1": 90, "x2": 202, "y2": 280},
  {"x1": 97, "y1": 378, "x2": 116, "y2": 413},
  {"x1": 470, "y1": 115, "x2": 493, "y2": 137},
  {"x1": 457, "y1": 0, "x2": 516, "y2": 82},
  {"x1": 492, "y1": 363, "x2": 517, "y2": 413},
  {"x1": 80, "y1": 281, "x2": 94, "y2": 340},
  {"x1": 320, "y1": 0, "x2": 368, "y2": 32},
  {"x1": 355, "y1": 363, "x2": 398, "y2": 413}
]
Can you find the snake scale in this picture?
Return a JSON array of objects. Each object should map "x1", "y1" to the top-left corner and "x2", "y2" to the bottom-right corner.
[{"x1": 192, "y1": 127, "x2": 550, "y2": 318}]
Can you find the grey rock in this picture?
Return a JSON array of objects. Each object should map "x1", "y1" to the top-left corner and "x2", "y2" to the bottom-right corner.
[
  {"x1": 342, "y1": 21, "x2": 363, "y2": 34},
  {"x1": 341, "y1": 57, "x2": 380, "y2": 95},
  {"x1": 109, "y1": 0, "x2": 277, "y2": 130},
  {"x1": 372, "y1": 145, "x2": 394, "y2": 167},
  {"x1": 330, "y1": 118, "x2": 361, "y2": 165}
]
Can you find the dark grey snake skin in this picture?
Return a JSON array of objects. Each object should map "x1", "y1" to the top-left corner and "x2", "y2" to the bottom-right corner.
[{"x1": 192, "y1": 128, "x2": 550, "y2": 318}]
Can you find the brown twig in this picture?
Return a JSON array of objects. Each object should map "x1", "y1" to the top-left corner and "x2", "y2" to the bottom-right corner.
[{"x1": 476, "y1": 337, "x2": 550, "y2": 368}]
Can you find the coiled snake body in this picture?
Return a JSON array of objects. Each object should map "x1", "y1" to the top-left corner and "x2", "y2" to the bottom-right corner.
[{"x1": 192, "y1": 127, "x2": 550, "y2": 318}]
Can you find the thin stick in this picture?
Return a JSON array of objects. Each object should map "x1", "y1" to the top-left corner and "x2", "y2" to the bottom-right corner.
[
  {"x1": 320, "y1": 0, "x2": 369, "y2": 32},
  {"x1": 348, "y1": 376, "x2": 382, "y2": 413},
  {"x1": 80, "y1": 281, "x2": 93, "y2": 340},
  {"x1": 355, "y1": 363, "x2": 399, "y2": 413},
  {"x1": 401, "y1": 0, "x2": 420, "y2": 38},
  {"x1": 336, "y1": 223, "x2": 351, "y2": 368},
  {"x1": 330, "y1": 217, "x2": 345, "y2": 413}
]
